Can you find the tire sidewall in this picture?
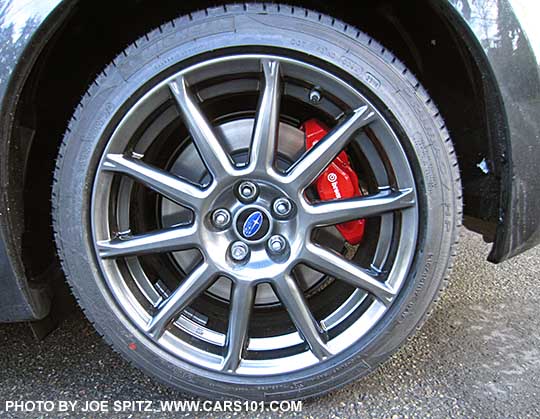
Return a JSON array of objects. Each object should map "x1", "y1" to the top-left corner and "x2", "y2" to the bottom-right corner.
[{"x1": 54, "y1": 7, "x2": 458, "y2": 400}]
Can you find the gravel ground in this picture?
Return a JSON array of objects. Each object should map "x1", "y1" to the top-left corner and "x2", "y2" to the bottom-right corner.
[{"x1": 1, "y1": 229, "x2": 539, "y2": 418}]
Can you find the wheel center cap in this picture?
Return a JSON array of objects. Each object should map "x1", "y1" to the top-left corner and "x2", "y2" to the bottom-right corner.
[{"x1": 237, "y1": 208, "x2": 270, "y2": 241}]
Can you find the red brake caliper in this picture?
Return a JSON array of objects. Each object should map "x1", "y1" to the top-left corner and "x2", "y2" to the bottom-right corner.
[{"x1": 302, "y1": 119, "x2": 366, "y2": 245}]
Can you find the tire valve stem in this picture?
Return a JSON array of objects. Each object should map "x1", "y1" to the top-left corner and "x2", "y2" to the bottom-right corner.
[
  {"x1": 117, "y1": 229, "x2": 132, "y2": 239},
  {"x1": 309, "y1": 88, "x2": 322, "y2": 104}
]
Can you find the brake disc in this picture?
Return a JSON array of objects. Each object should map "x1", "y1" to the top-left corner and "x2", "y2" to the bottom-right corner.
[{"x1": 160, "y1": 118, "x2": 343, "y2": 305}]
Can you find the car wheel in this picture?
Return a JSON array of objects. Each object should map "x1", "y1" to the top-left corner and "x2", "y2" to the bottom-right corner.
[{"x1": 52, "y1": 4, "x2": 461, "y2": 400}]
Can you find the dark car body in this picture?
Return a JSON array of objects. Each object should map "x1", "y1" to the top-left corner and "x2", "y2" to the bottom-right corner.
[{"x1": 0, "y1": 0, "x2": 539, "y2": 323}]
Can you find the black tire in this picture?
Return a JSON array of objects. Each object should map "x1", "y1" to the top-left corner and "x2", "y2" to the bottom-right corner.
[{"x1": 53, "y1": 4, "x2": 461, "y2": 400}]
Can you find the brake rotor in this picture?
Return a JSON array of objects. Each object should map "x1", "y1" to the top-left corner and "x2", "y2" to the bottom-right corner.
[{"x1": 160, "y1": 118, "x2": 344, "y2": 305}]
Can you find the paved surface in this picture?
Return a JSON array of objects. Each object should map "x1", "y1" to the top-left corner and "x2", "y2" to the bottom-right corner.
[{"x1": 1, "y1": 229, "x2": 539, "y2": 418}]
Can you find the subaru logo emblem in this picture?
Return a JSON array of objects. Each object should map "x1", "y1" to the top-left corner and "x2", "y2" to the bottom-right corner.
[{"x1": 242, "y1": 211, "x2": 264, "y2": 238}]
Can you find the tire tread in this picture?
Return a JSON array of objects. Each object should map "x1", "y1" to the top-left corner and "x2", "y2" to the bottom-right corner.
[{"x1": 52, "y1": 2, "x2": 462, "y2": 401}]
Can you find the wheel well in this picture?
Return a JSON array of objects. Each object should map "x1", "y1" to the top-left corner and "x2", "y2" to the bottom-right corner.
[{"x1": 13, "y1": 0, "x2": 502, "y2": 282}]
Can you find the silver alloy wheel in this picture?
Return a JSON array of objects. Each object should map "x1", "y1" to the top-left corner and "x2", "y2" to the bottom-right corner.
[{"x1": 91, "y1": 54, "x2": 418, "y2": 375}]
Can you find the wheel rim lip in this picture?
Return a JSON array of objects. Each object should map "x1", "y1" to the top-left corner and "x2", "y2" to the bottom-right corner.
[{"x1": 90, "y1": 53, "x2": 419, "y2": 376}]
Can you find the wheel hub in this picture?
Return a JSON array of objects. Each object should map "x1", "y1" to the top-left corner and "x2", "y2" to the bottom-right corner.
[
  {"x1": 236, "y1": 207, "x2": 270, "y2": 241},
  {"x1": 200, "y1": 179, "x2": 299, "y2": 279},
  {"x1": 161, "y1": 118, "x2": 316, "y2": 305}
]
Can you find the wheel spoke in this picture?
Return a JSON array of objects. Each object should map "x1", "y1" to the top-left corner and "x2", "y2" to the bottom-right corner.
[
  {"x1": 97, "y1": 225, "x2": 198, "y2": 259},
  {"x1": 273, "y1": 274, "x2": 331, "y2": 360},
  {"x1": 222, "y1": 281, "x2": 255, "y2": 372},
  {"x1": 303, "y1": 242, "x2": 395, "y2": 305},
  {"x1": 169, "y1": 76, "x2": 236, "y2": 179},
  {"x1": 306, "y1": 188, "x2": 415, "y2": 227},
  {"x1": 145, "y1": 262, "x2": 217, "y2": 339},
  {"x1": 285, "y1": 106, "x2": 375, "y2": 190},
  {"x1": 248, "y1": 60, "x2": 281, "y2": 174},
  {"x1": 102, "y1": 154, "x2": 207, "y2": 210}
]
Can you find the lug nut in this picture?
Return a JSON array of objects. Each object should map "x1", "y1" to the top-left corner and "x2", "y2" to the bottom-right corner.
[
  {"x1": 237, "y1": 181, "x2": 259, "y2": 202},
  {"x1": 273, "y1": 198, "x2": 293, "y2": 218},
  {"x1": 267, "y1": 235, "x2": 287, "y2": 255},
  {"x1": 211, "y1": 208, "x2": 231, "y2": 229},
  {"x1": 230, "y1": 241, "x2": 250, "y2": 262},
  {"x1": 309, "y1": 88, "x2": 322, "y2": 104}
]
